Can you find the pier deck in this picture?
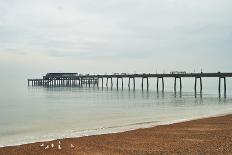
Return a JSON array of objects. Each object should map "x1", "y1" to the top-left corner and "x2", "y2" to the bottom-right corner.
[{"x1": 28, "y1": 72, "x2": 231, "y2": 92}]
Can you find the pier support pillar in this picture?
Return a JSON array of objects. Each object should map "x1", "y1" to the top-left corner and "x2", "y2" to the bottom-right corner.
[
  {"x1": 147, "y1": 77, "x2": 149, "y2": 91},
  {"x1": 142, "y1": 77, "x2": 148, "y2": 91},
  {"x1": 97, "y1": 78, "x2": 99, "y2": 88},
  {"x1": 219, "y1": 77, "x2": 226, "y2": 93},
  {"x1": 194, "y1": 77, "x2": 202, "y2": 92},
  {"x1": 133, "y1": 78, "x2": 135, "y2": 90},
  {"x1": 128, "y1": 78, "x2": 131, "y2": 89},
  {"x1": 111, "y1": 78, "x2": 113, "y2": 88},
  {"x1": 162, "y1": 77, "x2": 164, "y2": 91},
  {"x1": 116, "y1": 78, "x2": 119, "y2": 90},
  {"x1": 142, "y1": 78, "x2": 144, "y2": 90},
  {"x1": 157, "y1": 77, "x2": 164, "y2": 92},
  {"x1": 174, "y1": 77, "x2": 182, "y2": 92},
  {"x1": 128, "y1": 77, "x2": 135, "y2": 90},
  {"x1": 106, "y1": 78, "x2": 109, "y2": 87},
  {"x1": 101, "y1": 78, "x2": 103, "y2": 88}
]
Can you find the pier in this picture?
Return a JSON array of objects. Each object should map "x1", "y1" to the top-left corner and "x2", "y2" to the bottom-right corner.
[{"x1": 28, "y1": 72, "x2": 231, "y2": 93}]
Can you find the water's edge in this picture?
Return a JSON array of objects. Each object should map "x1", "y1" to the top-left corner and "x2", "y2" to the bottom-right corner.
[{"x1": 1, "y1": 112, "x2": 231, "y2": 148}]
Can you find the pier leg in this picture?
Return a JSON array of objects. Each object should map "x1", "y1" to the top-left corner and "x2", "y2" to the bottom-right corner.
[
  {"x1": 93, "y1": 79, "x2": 95, "y2": 88},
  {"x1": 128, "y1": 78, "x2": 131, "y2": 89},
  {"x1": 102, "y1": 78, "x2": 103, "y2": 88},
  {"x1": 156, "y1": 78, "x2": 159, "y2": 91},
  {"x1": 116, "y1": 78, "x2": 118, "y2": 90},
  {"x1": 142, "y1": 78, "x2": 144, "y2": 91},
  {"x1": 97, "y1": 78, "x2": 99, "y2": 88},
  {"x1": 194, "y1": 78, "x2": 197, "y2": 92},
  {"x1": 162, "y1": 77, "x2": 164, "y2": 91},
  {"x1": 133, "y1": 78, "x2": 135, "y2": 90},
  {"x1": 218, "y1": 77, "x2": 221, "y2": 92},
  {"x1": 180, "y1": 77, "x2": 182, "y2": 91},
  {"x1": 147, "y1": 77, "x2": 149, "y2": 91},
  {"x1": 121, "y1": 78, "x2": 123, "y2": 90},
  {"x1": 106, "y1": 78, "x2": 108, "y2": 87},
  {"x1": 111, "y1": 78, "x2": 113, "y2": 88},
  {"x1": 80, "y1": 79, "x2": 83, "y2": 87},
  {"x1": 200, "y1": 78, "x2": 202, "y2": 92},
  {"x1": 174, "y1": 77, "x2": 177, "y2": 92},
  {"x1": 224, "y1": 77, "x2": 226, "y2": 92}
]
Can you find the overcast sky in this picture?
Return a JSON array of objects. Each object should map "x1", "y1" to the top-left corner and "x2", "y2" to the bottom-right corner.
[{"x1": 0, "y1": 0, "x2": 232, "y2": 79}]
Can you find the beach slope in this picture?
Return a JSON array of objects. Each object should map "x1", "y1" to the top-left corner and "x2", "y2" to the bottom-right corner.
[{"x1": 0, "y1": 114, "x2": 232, "y2": 155}]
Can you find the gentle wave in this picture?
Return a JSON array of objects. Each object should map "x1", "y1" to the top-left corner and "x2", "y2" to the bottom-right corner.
[{"x1": 1, "y1": 112, "x2": 231, "y2": 148}]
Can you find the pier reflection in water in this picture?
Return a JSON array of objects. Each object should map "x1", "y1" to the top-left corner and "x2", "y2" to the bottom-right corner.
[{"x1": 0, "y1": 85, "x2": 231, "y2": 146}]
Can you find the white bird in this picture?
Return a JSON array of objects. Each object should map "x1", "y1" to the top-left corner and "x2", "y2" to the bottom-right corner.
[
  {"x1": 51, "y1": 144, "x2": 54, "y2": 148},
  {"x1": 45, "y1": 145, "x2": 49, "y2": 149},
  {"x1": 70, "y1": 144, "x2": 75, "y2": 148},
  {"x1": 58, "y1": 141, "x2": 61, "y2": 144},
  {"x1": 40, "y1": 143, "x2": 44, "y2": 147},
  {"x1": 58, "y1": 144, "x2": 61, "y2": 150}
]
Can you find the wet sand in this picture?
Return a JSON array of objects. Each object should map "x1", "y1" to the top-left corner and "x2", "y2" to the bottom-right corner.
[{"x1": 0, "y1": 114, "x2": 232, "y2": 155}]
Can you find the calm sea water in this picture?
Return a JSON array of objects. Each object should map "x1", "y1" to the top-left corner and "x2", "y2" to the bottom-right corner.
[{"x1": 0, "y1": 79, "x2": 232, "y2": 146}]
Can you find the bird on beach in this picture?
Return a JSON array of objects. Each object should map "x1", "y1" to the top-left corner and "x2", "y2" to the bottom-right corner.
[
  {"x1": 45, "y1": 145, "x2": 49, "y2": 149},
  {"x1": 51, "y1": 144, "x2": 54, "y2": 148},
  {"x1": 58, "y1": 145, "x2": 61, "y2": 150},
  {"x1": 58, "y1": 141, "x2": 61, "y2": 144},
  {"x1": 71, "y1": 144, "x2": 75, "y2": 148},
  {"x1": 40, "y1": 143, "x2": 44, "y2": 147}
]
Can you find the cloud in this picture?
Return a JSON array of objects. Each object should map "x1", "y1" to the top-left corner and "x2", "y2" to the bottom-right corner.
[{"x1": 0, "y1": 0, "x2": 232, "y2": 73}]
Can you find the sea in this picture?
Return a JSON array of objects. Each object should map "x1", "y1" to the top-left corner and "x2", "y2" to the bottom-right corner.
[{"x1": 0, "y1": 77, "x2": 232, "y2": 147}]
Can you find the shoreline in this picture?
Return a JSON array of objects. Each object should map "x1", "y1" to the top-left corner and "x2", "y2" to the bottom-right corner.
[
  {"x1": 1, "y1": 112, "x2": 231, "y2": 148},
  {"x1": 1, "y1": 114, "x2": 232, "y2": 154}
]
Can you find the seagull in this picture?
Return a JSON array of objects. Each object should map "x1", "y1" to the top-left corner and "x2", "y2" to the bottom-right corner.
[
  {"x1": 58, "y1": 141, "x2": 61, "y2": 144},
  {"x1": 70, "y1": 144, "x2": 75, "y2": 148},
  {"x1": 40, "y1": 143, "x2": 44, "y2": 147},
  {"x1": 45, "y1": 145, "x2": 49, "y2": 149},
  {"x1": 58, "y1": 145, "x2": 61, "y2": 150},
  {"x1": 51, "y1": 144, "x2": 54, "y2": 148}
]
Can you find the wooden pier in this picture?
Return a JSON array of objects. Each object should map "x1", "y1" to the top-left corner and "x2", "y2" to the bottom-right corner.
[{"x1": 28, "y1": 72, "x2": 231, "y2": 92}]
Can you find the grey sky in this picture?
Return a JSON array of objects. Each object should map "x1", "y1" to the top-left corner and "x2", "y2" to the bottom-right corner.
[{"x1": 0, "y1": 0, "x2": 232, "y2": 78}]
